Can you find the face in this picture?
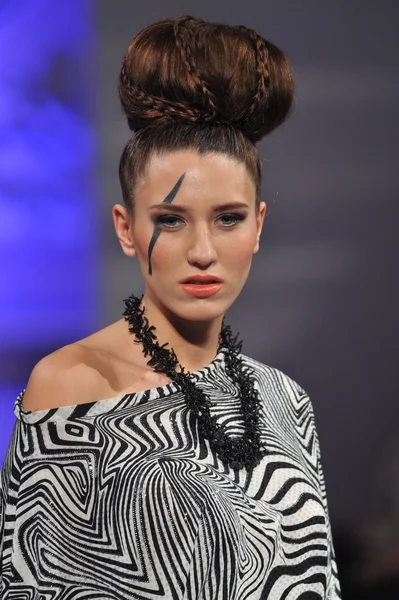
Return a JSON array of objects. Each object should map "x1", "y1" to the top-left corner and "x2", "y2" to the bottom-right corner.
[{"x1": 113, "y1": 149, "x2": 266, "y2": 322}]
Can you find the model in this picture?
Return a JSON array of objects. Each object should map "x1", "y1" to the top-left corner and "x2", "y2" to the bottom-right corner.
[{"x1": 0, "y1": 15, "x2": 341, "y2": 599}]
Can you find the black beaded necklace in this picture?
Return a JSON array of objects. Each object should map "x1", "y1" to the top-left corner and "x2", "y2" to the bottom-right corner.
[{"x1": 122, "y1": 293, "x2": 267, "y2": 470}]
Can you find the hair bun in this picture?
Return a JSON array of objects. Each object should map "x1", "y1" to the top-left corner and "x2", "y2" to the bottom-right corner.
[{"x1": 119, "y1": 16, "x2": 294, "y2": 143}]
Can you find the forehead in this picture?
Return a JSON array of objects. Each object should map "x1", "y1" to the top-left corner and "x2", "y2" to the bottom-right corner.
[{"x1": 134, "y1": 149, "x2": 256, "y2": 205}]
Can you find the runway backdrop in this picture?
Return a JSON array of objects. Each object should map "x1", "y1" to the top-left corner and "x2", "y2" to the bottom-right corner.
[{"x1": 1, "y1": 0, "x2": 399, "y2": 591}]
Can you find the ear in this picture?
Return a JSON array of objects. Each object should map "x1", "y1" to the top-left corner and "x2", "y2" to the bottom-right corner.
[
  {"x1": 112, "y1": 204, "x2": 138, "y2": 258},
  {"x1": 253, "y1": 201, "x2": 267, "y2": 255}
]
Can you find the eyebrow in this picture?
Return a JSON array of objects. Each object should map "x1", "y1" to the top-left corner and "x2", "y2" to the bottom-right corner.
[{"x1": 148, "y1": 202, "x2": 250, "y2": 213}]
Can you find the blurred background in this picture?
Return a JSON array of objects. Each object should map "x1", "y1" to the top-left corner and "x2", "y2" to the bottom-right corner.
[{"x1": 1, "y1": 0, "x2": 398, "y2": 596}]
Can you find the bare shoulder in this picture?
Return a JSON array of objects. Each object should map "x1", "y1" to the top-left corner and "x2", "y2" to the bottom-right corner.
[
  {"x1": 22, "y1": 343, "x2": 101, "y2": 412},
  {"x1": 22, "y1": 318, "x2": 166, "y2": 412}
]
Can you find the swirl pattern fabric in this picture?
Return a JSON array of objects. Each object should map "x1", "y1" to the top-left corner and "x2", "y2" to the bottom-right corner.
[{"x1": 0, "y1": 352, "x2": 341, "y2": 599}]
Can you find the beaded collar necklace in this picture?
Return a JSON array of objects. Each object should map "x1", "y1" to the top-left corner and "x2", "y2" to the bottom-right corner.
[{"x1": 122, "y1": 293, "x2": 267, "y2": 470}]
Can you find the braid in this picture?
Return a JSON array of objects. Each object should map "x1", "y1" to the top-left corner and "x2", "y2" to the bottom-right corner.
[
  {"x1": 120, "y1": 61, "x2": 204, "y2": 126},
  {"x1": 118, "y1": 17, "x2": 293, "y2": 143},
  {"x1": 173, "y1": 15, "x2": 217, "y2": 120},
  {"x1": 236, "y1": 25, "x2": 271, "y2": 113}
]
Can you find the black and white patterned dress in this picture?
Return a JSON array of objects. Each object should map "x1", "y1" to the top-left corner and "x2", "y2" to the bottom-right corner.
[{"x1": 0, "y1": 351, "x2": 341, "y2": 599}]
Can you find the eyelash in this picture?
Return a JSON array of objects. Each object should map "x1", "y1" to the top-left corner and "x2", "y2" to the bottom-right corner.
[{"x1": 155, "y1": 213, "x2": 246, "y2": 229}]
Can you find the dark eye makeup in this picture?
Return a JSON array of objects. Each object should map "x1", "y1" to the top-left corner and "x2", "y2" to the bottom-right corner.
[
  {"x1": 155, "y1": 213, "x2": 246, "y2": 229},
  {"x1": 147, "y1": 172, "x2": 186, "y2": 275}
]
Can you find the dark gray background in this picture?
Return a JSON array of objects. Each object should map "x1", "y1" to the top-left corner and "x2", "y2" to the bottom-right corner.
[{"x1": 98, "y1": 0, "x2": 399, "y2": 528}]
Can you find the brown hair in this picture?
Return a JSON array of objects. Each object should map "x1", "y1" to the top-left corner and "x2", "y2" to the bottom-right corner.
[{"x1": 118, "y1": 15, "x2": 294, "y2": 213}]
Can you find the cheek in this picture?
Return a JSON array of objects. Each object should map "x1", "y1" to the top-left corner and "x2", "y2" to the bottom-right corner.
[
  {"x1": 133, "y1": 229, "x2": 149, "y2": 259},
  {"x1": 153, "y1": 242, "x2": 178, "y2": 267},
  {"x1": 223, "y1": 227, "x2": 257, "y2": 267},
  {"x1": 148, "y1": 234, "x2": 181, "y2": 269}
]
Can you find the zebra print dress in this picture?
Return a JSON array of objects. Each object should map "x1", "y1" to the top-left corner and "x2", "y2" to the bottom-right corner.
[{"x1": 0, "y1": 351, "x2": 341, "y2": 599}]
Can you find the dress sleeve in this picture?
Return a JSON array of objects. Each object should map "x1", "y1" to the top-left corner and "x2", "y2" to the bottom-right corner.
[
  {"x1": 307, "y1": 396, "x2": 342, "y2": 600},
  {"x1": 0, "y1": 451, "x2": 5, "y2": 579},
  {"x1": 0, "y1": 418, "x2": 24, "y2": 591}
]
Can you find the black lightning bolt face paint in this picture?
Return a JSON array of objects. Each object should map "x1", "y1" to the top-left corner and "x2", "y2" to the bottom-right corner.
[{"x1": 147, "y1": 172, "x2": 186, "y2": 275}]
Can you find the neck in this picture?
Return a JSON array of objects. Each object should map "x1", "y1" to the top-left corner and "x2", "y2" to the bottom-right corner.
[{"x1": 139, "y1": 292, "x2": 224, "y2": 373}]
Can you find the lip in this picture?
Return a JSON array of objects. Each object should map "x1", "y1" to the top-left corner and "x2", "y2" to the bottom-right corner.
[
  {"x1": 180, "y1": 282, "x2": 223, "y2": 298},
  {"x1": 180, "y1": 275, "x2": 223, "y2": 283}
]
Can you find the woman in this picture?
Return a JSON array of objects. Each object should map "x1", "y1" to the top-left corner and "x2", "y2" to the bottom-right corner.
[{"x1": 0, "y1": 15, "x2": 341, "y2": 599}]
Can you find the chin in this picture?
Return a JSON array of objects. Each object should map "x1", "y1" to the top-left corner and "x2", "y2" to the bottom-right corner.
[
  {"x1": 175, "y1": 294, "x2": 238, "y2": 321},
  {"x1": 181, "y1": 306, "x2": 227, "y2": 322},
  {"x1": 154, "y1": 295, "x2": 225, "y2": 322}
]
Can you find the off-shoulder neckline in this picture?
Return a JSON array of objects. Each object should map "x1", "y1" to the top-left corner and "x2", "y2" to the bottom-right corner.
[{"x1": 15, "y1": 349, "x2": 227, "y2": 424}]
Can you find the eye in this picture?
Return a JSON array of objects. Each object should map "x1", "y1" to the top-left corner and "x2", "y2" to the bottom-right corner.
[
  {"x1": 155, "y1": 215, "x2": 184, "y2": 229},
  {"x1": 154, "y1": 212, "x2": 246, "y2": 230},
  {"x1": 218, "y1": 213, "x2": 246, "y2": 227}
]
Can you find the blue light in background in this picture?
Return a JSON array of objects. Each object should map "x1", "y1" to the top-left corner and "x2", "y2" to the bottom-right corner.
[{"x1": 0, "y1": 0, "x2": 98, "y2": 463}]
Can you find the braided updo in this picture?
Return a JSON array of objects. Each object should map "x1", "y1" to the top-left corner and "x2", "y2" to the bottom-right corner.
[{"x1": 118, "y1": 15, "x2": 294, "y2": 212}]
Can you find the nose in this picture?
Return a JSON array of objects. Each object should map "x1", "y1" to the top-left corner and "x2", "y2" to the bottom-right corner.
[{"x1": 187, "y1": 224, "x2": 218, "y2": 268}]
